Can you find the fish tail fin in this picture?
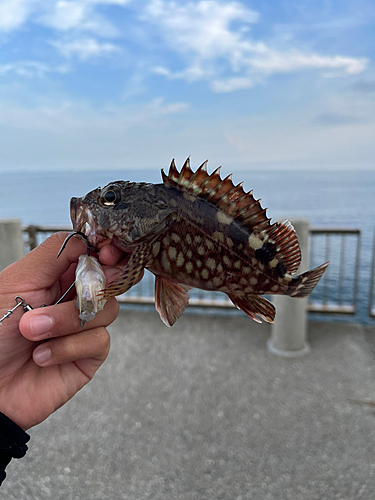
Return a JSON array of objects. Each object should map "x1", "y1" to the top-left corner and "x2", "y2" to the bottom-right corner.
[
  {"x1": 228, "y1": 293, "x2": 275, "y2": 324},
  {"x1": 289, "y1": 261, "x2": 329, "y2": 298}
]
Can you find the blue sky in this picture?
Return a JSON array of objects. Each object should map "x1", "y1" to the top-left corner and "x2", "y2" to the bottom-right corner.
[{"x1": 0, "y1": 0, "x2": 374, "y2": 171}]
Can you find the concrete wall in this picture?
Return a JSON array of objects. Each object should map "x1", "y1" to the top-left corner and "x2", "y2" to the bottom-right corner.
[{"x1": 0, "y1": 219, "x2": 25, "y2": 272}]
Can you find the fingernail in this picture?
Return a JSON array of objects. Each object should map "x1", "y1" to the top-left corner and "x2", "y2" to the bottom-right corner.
[
  {"x1": 29, "y1": 315, "x2": 54, "y2": 338},
  {"x1": 33, "y1": 346, "x2": 51, "y2": 365}
]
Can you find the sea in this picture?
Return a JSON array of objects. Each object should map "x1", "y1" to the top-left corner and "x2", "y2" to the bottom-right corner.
[{"x1": 0, "y1": 168, "x2": 374, "y2": 325}]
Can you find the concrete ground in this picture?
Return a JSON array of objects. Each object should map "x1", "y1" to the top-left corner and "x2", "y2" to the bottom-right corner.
[{"x1": 3, "y1": 308, "x2": 375, "y2": 500}]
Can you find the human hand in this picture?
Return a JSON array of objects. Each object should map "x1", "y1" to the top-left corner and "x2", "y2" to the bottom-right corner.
[{"x1": 0, "y1": 232, "x2": 121, "y2": 431}]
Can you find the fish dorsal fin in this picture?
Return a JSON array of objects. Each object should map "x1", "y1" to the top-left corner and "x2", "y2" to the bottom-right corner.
[
  {"x1": 162, "y1": 159, "x2": 270, "y2": 232},
  {"x1": 263, "y1": 219, "x2": 302, "y2": 274}
]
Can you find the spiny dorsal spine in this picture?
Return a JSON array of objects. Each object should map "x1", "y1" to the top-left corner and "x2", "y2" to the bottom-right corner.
[{"x1": 162, "y1": 158, "x2": 271, "y2": 233}]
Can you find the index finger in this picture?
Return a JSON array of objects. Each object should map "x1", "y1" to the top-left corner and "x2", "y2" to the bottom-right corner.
[{"x1": 2, "y1": 232, "x2": 87, "y2": 291}]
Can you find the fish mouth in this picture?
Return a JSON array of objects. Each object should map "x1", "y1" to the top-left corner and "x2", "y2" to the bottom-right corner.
[{"x1": 70, "y1": 197, "x2": 110, "y2": 250}]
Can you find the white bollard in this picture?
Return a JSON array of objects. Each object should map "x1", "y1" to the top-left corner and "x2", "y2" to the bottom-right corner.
[
  {"x1": 267, "y1": 218, "x2": 311, "y2": 357},
  {"x1": 0, "y1": 219, "x2": 25, "y2": 272}
]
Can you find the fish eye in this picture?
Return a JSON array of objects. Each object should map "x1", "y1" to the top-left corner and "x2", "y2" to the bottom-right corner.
[{"x1": 101, "y1": 186, "x2": 122, "y2": 206}]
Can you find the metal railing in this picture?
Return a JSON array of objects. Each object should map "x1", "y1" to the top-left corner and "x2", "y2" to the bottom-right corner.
[
  {"x1": 308, "y1": 228, "x2": 361, "y2": 315},
  {"x1": 23, "y1": 225, "x2": 362, "y2": 315},
  {"x1": 369, "y1": 230, "x2": 375, "y2": 318}
]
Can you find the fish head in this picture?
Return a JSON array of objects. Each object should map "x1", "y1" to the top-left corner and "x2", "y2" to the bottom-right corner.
[{"x1": 70, "y1": 181, "x2": 139, "y2": 251}]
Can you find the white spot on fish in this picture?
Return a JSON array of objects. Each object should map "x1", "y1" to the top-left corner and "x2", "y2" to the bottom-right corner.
[
  {"x1": 198, "y1": 246, "x2": 205, "y2": 256},
  {"x1": 248, "y1": 234, "x2": 263, "y2": 250},
  {"x1": 171, "y1": 233, "x2": 180, "y2": 243},
  {"x1": 217, "y1": 263, "x2": 223, "y2": 273},
  {"x1": 187, "y1": 249, "x2": 193, "y2": 259},
  {"x1": 226, "y1": 237, "x2": 234, "y2": 248},
  {"x1": 206, "y1": 239, "x2": 214, "y2": 250},
  {"x1": 168, "y1": 247, "x2": 177, "y2": 261},
  {"x1": 185, "y1": 262, "x2": 193, "y2": 273},
  {"x1": 234, "y1": 260, "x2": 241, "y2": 269},
  {"x1": 206, "y1": 258, "x2": 216, "y2": 270},
  {"x1": 163, "y1": 236, "x2": 170, "y2": 246},
  {"x1": 271, "y1": 285, "x2": 279, "y2": 292},
  {"x1": 243, "y1": 267, "x2": 251, "y2": 274},
  {"x1": 196, "y1": 259, "x2": 202, "y2": 268},
  {"x1": 223, "y1": 255, "x2": 232, "y2": 267},
  {"x1": 194, "y1": 235, "x2": 202, "y2": 244},
  {"x1": 162, "y1": 252, "x2": 171, "y2": 273},
  {"x1": 186, "y1": 234, "x2": 192, "y2": 245},
  {"x1": 212, "y1": 231, "x2": 225, "y2": 242},
  {"x1": 216, "y1": 211, "x2": 233, "y2": 225},
  {"x1": 201, "y1": 269, "x2": 209, "y2": 280},
  {"x1": 176, "y1": 252, "x2": 185, "y2": 267},
  {"x1": 250, "y1": 277, "x2": 258, "y2": 285},
  {"x1": 213, "y1": 276, "x2": 223, "y2": 287},
  {"x1": 269, "y1": 258, "x2": 278, "y2": 268}
]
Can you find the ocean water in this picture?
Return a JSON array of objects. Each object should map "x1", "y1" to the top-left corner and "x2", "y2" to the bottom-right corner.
[{"x1": 0, "y1": 168, "x2": 374, "y2": 324}]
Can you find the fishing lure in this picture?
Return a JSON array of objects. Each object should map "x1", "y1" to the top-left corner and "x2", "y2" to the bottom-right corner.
[{"x1": 75, "y1": 254, "x2": 107, "y2": 328}]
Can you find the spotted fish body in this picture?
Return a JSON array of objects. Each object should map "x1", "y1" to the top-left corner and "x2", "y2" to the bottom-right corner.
[{"x1": 70, "y1": 159, "x2": 329, "y2": 326}]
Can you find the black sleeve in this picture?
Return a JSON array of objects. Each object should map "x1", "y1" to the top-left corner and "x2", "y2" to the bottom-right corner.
[{"x1": 0, "y1": 412, "x2": 30, "y2": 486}]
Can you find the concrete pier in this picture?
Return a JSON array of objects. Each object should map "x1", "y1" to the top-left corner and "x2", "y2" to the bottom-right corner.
[
  {"x1": 2, "y1": 309, "x2": 375, "y2": 500},
  {"x1": 268, "y1": 218, "x2": 311, "y2": 357}
]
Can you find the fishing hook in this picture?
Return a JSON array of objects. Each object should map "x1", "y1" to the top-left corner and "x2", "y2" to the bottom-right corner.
[{"x1": 57, "y1": 230, "x2": 92, "y2": 258}]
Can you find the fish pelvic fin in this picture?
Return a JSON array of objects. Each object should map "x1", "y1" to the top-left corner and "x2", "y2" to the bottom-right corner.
[
  {"x1": 289, "y1": 261, "x2": 330, "y2": 298},
  {"x1": 228, "y1": 293, "x2": 275, "y2": 324},
  {"x1": 98, "y1": 243, "x2": 149, "y2": 300},
  {"x1": 155, "y1": 276, "x2": 190, "y2": 327}
]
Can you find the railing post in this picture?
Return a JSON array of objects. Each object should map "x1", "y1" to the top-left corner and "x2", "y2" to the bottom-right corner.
[
  {"x1": 0, "y1": 219, "x2": 25, "y2": 272},
  {"x1": 267, "y1": 218, "x2": 311, "y2": 357}
]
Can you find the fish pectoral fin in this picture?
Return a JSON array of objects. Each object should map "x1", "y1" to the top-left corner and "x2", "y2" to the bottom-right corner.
[
  {"x1": 155, "y1": 277, "x2": 190, "y2": 327},
  {"x1": 228, "y1": 293, "x2": 275, "y2": 324},
  {"x1": 98, "y1": 243, "x2": 149, "y2": 300}
]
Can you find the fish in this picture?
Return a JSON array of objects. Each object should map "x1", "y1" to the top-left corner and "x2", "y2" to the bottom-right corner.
[
  {"x1": 69, "y1": 158, "x2": 329, "y2": 326},
  {"x1": 75, "y1": 254, "x2": 107, "y2": 327}
]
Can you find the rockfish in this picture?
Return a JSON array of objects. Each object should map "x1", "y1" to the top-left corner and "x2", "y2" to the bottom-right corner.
[{"x1": 70, "y1": 159, "x2": 329, "y2": 326}]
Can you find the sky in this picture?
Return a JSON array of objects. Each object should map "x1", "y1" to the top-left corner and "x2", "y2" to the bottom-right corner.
[{"x1": 0, "y1": 0, "x2": 375, "y2": 172}]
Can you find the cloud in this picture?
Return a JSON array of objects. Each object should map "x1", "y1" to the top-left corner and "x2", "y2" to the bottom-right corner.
[
  {"x1": 37, "y1": 0, "x2": 122, "y2": 37},
  {"x1": 0, "y1": 0, "x2": 34, "y2": 32},
  {"x1": 211, "y1": 76, "x2": 255, "y2": 92},
  {"x1": 0, "y1": 0, "x2": 133, "y2": 36},
  {"x1": 144, "y1": 0, "x2": 367, "y2": 92},
  {"x1": 0, "y1": 0, "x2": 370, "y2": 104},
  {"x1": 0, "y1": 60, "x2": 68, "y2": 78},
  {"x1": 51, "y1": 37, "x2": 121, "y2": 60},
  {"x1": 144, "y1": 97, "x2": 189, "y2": 116}
]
